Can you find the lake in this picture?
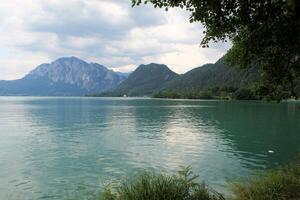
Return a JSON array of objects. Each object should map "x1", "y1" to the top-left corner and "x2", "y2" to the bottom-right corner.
[{"x1": 0, "y1": 97, "x2": 299, "y2": 199}]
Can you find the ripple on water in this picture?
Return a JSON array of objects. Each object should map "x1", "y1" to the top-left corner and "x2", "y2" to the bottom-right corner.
[{"x1": 0, "y1": 97, "x2": 299, "y2": 199}]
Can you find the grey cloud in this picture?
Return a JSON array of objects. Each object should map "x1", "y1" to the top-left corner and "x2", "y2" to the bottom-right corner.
[
  {"x1": 27, "y1": 0, "x2": 165, "y2": 39},
  {"x1": 1, "y1": 0, "x2": 230, "y2": 77}
]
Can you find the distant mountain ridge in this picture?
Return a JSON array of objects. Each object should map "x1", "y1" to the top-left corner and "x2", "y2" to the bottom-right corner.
[
  {"x1": 0, "y1": 57, "x2": 127, "y2": 96},
  {"x1": 161, "y1": 58, "x2": 260, "y2": 92},
  {"x1": 94, "y1": 58, "x2": 261, "y2": 97},
  {"x1": 96, "y1": 63, "x2": 179, "y2": 96},
  {"x1": 0, "y1": 56, "x2": 264, "y2": 97}
]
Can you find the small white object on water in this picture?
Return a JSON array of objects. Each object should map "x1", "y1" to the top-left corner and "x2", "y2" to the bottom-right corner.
[{"x1": 268, "y1": 150, "x2": 274, "y2": 153}]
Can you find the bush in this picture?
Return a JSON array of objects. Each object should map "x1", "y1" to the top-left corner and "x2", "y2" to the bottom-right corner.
[
  {"x1": 101, "y1": 167, "x2": 224, "y2": 200},
  {"x1": 153, "y1": 90, "x2": 181, "y2": 99},
  {"x1": 231, "y1": 161, "x2": 300, "y2": 200},
  {"x1": 233, "y1": 88, "x2": 257, "y2": 100},
  {"x1": 70, "y1": 159, "x2": 300, "y2": 200},
  {"x1": 153, "y1": 90, "x2": 214, "y2": 99}
]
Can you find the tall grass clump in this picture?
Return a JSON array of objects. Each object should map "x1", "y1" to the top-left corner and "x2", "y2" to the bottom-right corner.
[
  {"x1": 101, "y1": 167, "x2": 224, "y2": 200},
  {"x1": 69, "y1": 158, "x2": 300, "y2": 200},
  {"x1": 231, "y1": 159, "x2": 300, "y2": 200}
]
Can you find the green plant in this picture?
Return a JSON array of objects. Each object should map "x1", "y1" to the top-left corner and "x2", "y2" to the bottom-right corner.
[
  {"x1": 100, "y1": 167, "x2": 224, "y2": 200},
  {"x1": 233, "y1": 88, "x2": 257, "y2": 100},
  {"x1": 231, "y1": 162, "x2": 300, "y2": 200}
]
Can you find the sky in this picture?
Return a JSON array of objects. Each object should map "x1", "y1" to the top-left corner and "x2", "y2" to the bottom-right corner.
[{"x1": 0, "y1": 0, "x2": 231, "y2": 80}]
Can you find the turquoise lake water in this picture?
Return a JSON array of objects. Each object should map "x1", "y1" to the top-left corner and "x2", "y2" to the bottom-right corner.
[{"x1": 0, "y1": 97, "x2": 299, "y2": 199}]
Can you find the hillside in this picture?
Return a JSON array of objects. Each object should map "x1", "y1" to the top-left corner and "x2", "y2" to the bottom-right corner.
[
  {"x1": 162, "y1": 58, "x2": 260, "y2": 92},
  {"x1": 96, "y1": 63, "x2": 178, "y2": 96},
  {"x1": 0, "y1": 57, "x2": 127, "y2": 96}
]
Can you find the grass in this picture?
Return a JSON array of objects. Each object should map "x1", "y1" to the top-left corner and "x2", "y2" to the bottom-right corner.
[
  {"x1": 100, "y1": 167, "x2": 224, "y2": 200},
  {"x1": 70, "y1": 158, "x2": 300, "y2": 200},
  {"x1": 230, "y1": 160, "x2": 300, "y2": 200}
]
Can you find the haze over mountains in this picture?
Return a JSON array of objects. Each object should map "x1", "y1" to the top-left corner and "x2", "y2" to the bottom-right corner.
[
  {"x1": 0, "y1": 57, "x2": 128, "y2": 96},
  {"x1": 0, "y1": 56, "x2": 261, "y2": 97}
]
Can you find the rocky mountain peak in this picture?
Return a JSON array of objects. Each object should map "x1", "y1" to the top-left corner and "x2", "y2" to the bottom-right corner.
[{"x1": 0, "y1": 57, "x2": 128, "y2": 96}]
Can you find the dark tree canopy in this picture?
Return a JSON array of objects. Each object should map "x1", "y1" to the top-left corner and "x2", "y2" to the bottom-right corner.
[{"x1": 132, "y1": 0, "x2": 300, "y2": 100}]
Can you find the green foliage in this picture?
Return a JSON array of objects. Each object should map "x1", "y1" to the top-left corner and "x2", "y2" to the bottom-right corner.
[
  {"x1": 132, "y1": 0, "x2": 300, "y2": 100},
  {"x1": 153, "y1": 89, "x2": 216, "y2": 99},
  {"x1": 90, "y1": 58, "x2": 299, "y2": 100},
  {"x1": 231, "y1": 161, "x2": 300, "y2": 200},
  {"x1": 232, "y1": 88, "x2": 257, "y2": 100},
  {"x1": 153, "y1": 90, "x2": 181, "y2": 99},
  {"x1": 92, "y1": 63, "x2": 178, "y2": 97},
  {"x1": 253, "y1": 83, "x2": 290, "y2": 102},
  {"x1": 225, "y1": 9, "x2": 300, "y2": 100},
  {"x1": 115, "y1": 63, "x2": 178, "y2": 96},
  {"x1": 92, "y1": 59, "x2": 259, "y2": 98},
  {"x1": 86, "y1": 91, "x2": 121, "y2": 97},
  {"x1": 100, "y1": 167, "x2": 224, "y2": 200},
  {"x1": 153, "y1": 59, "x2": 265, "y2": 100},
  {"x1": 161, "y1": 59, "x2": 260, "y2": 96},
  {"x1": 69, "y1": 161, "x2": 300, "y2": 200}
]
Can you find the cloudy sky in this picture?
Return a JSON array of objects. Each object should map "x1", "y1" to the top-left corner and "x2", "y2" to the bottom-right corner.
[{"x1": 0, "y1": 0, "x2": 231, "y2": 80}]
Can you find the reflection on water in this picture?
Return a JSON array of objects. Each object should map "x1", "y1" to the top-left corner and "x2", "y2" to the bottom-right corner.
[{"x1": 0, "y1": 97, "x2": 299, "y2": 199}]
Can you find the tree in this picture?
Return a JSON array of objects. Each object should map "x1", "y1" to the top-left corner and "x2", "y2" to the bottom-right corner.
[
  {"x1": 233, "y1": 88, "x2": 256, "y2": 100},
  {"x1": 132, "y1": 0, "x2": 300, "y2": 99}
]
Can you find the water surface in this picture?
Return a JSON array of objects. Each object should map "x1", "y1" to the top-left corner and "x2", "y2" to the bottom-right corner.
[{"x1": 0, "y1": 97, "x2": 299, "y2": 199}]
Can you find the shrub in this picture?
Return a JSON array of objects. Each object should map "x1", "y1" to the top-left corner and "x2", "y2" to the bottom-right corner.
[
  {"x1": 70, "y1": 160, "x2": 300, "y2": 200},
  {"x1": 233, "y1": 88, "x2": 257, "y2": 100},
  {"x1": 231, "y1": 161, "x2": 300, "y2": 200},
  {"x1": 100, "y1": 167, "x2": 224, "y2": 200},
  {"x1": 153, "y1": 90, "x2": 181, "y2": 99}
]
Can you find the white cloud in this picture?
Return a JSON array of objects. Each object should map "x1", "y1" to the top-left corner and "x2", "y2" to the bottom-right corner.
[
  {"x1": 0, "y1": 0, "x2": 231, "y2": 80},
  {"x1": 0, "y1": 52, "x2": 49, "y2": 80}
]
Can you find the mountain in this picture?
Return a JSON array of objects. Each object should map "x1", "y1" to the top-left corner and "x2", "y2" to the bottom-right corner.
[
  {"x1": 115, "y1": 71, "x2": 131, "y2": 78},
  {"x1": 0, "y1": 57, "x2": 126, "y2": 96},
  {"x1": 161, "y1": 58, "x2": 260, "y2": 92},
  {"x1": 98, "y1": 63, "x2": 178, "y2": 96}
]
